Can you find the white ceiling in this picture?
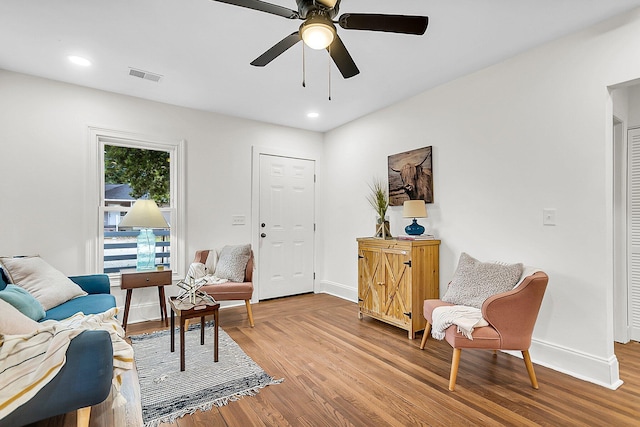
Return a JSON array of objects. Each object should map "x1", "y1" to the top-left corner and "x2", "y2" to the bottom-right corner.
[{"x1": 2, "y1": 0, "x2": 640, "y2": 132}]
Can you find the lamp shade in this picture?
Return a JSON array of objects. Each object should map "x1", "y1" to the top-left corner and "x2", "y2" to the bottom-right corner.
[
  {"x1": 118, "y1": 199, "x2": 169, "y2": 228},
  {"x1": 300, "y1": 17, "x2": 336, "y2": 50},
  {"x1": 403, "y1": 200, "x2": 427, "y2": 218}
]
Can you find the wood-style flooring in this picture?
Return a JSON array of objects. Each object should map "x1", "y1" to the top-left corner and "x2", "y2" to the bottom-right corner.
[{"x1": 30, "y1": 293, "x2": 640, "y2": 426}]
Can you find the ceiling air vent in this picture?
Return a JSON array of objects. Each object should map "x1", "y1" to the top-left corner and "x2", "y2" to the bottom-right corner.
[{"x1": 128, "y1": 67, "x2": 162, "y2": 83}]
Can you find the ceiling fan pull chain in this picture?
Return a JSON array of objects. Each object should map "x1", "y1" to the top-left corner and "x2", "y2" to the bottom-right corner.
[
  {"x1": 302, "y1": 42, "x2": 306, "y2": 88},
  {"x1": 328, "y1": 45, "x2": 332, "y2": 101}
]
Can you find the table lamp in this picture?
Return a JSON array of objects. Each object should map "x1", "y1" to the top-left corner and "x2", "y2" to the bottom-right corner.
[
  {"x1": 403, "y1": 200, "x2": 427, "y2": 236},
  {"x1": 118, "y1": 199, "x2": 169, "y2": 270}
]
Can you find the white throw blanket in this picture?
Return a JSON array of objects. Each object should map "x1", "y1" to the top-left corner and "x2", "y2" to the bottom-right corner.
[
  {"x1": 187, "y1": 261, "x2": 228, "y2": 285},
  {"x1": 0, "y1": 307, "x2": 134, "y2": 419},
  {"x1": 431, "y1": 305, "x2": 489, "y2": 340}
]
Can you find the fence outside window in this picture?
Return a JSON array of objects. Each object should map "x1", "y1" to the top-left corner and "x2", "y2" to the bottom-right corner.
[{"x1": 103, "y1": 229, "x2": 170, "y2": 274}]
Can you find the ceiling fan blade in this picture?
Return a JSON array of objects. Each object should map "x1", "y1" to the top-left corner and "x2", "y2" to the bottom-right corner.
[
  {"x1": 211, "y1": 0, "x2": 299, "y2": 19},
  {"x1": 338, "y1": 13, "x2": 428, "y2": 35},
  {"x1": 251, "y1": 32, "x2": 302, "y2": 67},
  {"x1": 327, "y1": 35, "x2": 359, "y2": 79}
]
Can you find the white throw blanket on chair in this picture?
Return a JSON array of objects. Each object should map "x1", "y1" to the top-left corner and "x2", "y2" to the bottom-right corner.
[
  {"x1": 186, "y1": 251, "x2": 228, "y2": 285},
  {"x1": 431, "y1": 305, "x2": 489, "y2": 340}
]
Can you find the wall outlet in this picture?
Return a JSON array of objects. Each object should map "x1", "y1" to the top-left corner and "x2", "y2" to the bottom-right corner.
[
  {"x1": 543, "y1": 208, "x2": 556, "y2": 226},
  {"x1": 232, "y1": 215, "x2": 246, "y2": 225}
]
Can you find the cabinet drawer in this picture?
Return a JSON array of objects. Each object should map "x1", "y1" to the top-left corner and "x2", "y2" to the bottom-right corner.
[{"x1": 121, "y1": 270, "x2": 172, "y2": 289}]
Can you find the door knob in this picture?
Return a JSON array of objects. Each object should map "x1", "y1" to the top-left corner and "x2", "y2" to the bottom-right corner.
[
  {"x1": 261, "y1": 223, "x2": 266, "y2": 228},
  {"x1": 261, "y1": 233, "x2": 267, "y2": 238}
]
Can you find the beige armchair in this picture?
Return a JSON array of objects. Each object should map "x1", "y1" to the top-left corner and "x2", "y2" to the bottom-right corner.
[
  {"x1": 193, "y1": 249, "x2": 255, "y2": 327},
  {"x1": 420, "y1": 271, "x2": 548, "y2": 391}
]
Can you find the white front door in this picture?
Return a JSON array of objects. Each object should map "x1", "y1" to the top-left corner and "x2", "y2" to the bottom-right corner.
[{"x1": 258, "y1": 154, "x2": 315, "y2": 300}]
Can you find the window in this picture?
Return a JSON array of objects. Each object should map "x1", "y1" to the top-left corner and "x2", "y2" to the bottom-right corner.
[{"x1": 92, "y1": 128, "x2": 185, "y2": 278}]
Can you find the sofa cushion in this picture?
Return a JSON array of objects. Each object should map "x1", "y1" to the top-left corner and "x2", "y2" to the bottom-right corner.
[
  {"x1": 0, "y1": 256, "x2": 87, "y2": 311},
  {"x1": 42, "y1": 294, "x2": 117, "y2": 322},
  {"x1": 0, "y1": 284, "x2": 46, "y2": 321},
  {"x1": 441, "y1": 252, "x2": 523, "y2": 309},
  {"x1": 214, "y1": 244, "x2": 251, "y2": 283},
  {"x1": 0, "y1": 299, "x2": 41, "y2": 335}
]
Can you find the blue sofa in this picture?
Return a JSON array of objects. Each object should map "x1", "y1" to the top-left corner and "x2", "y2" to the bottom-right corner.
[{"x1": 0, "y1": 273, "x2": 117, "y2": 427}]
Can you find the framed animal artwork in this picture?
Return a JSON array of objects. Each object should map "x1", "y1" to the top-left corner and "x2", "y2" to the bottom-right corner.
[{"x1": 388, "y1": 146, "x2": 433, "y2": 206}]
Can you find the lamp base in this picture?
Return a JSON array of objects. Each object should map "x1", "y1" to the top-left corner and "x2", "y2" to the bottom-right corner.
[
  {"x1": 136, "y1": 229, "x2": 156, "y2": 271},
  {"x1": 405, "y1": 218, "x2": 425, "y2": 236}
]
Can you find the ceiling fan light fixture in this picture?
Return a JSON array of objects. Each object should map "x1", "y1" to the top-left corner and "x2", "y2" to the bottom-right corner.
[{"x1": 300, "y1": 17, "x2": 336, "y2": 50}]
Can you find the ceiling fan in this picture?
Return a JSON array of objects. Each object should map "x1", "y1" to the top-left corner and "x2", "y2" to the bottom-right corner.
[{"x1": 211, "y1": 0, "x2": 429, "y2": 79}]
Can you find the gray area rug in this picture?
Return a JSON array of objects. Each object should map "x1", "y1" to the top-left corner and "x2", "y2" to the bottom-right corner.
[{"x1": 130, "y1": 322, "x2": 282, "y2": 427}]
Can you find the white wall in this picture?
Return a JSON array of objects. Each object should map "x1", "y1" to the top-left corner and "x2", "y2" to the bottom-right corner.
[
  {"x1": 321, "y1": 8, "x2": 640, "y2": 388},
  {"x1": 0, "y1": 69, "x2": 323, "y2": 322},
  {"x1": 4, "y1": 7, "x2": 640, "y2": 390}
]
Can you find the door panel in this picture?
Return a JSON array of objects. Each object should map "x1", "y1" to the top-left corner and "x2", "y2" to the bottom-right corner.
[
  {"x1": 259, "y1": 154, "x2": 315, "y2": 300},
  {"x1": 358, "y1": 245, "x2": 411, "y2": 327},
  {"x1": 381, "y1": 248, "x2": 411, "y2": 326}
]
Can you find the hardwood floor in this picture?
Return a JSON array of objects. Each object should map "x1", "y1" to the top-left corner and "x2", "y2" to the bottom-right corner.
[{"x1": 31, "y1": 293, "x2": 640, "y2": 427}]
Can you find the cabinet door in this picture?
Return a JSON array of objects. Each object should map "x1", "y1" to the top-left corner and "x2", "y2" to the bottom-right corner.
[
  {"x1": 380, "y1": 247, "x2": 412, "y2": 326},
  {"x1": 358, "y1": 245, "x2": 382, "y2": 314}
]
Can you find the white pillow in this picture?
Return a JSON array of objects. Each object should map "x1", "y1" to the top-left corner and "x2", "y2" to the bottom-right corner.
[
  {"x1": 0, "y1": 298, "x2": 41, "y2": 335},
  {"x1": 441, "y1": 253, "x2": 523, "y2": 309},
  {"x1": 0, "y1": 256, "x2": 87, "y2": 311}
]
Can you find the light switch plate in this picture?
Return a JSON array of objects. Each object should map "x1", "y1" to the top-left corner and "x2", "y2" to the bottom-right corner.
[
  {"x1": 543, "y1": 208, "x2": 556, "y2": 226},
  {"x1": 232, "y1": 215, "x2": 246, "y2": 225}
]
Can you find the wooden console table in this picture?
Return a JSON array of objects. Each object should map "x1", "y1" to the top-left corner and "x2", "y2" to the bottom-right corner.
[{"x1": 120, "y1": 269, "x2": 172, "y2": 333}]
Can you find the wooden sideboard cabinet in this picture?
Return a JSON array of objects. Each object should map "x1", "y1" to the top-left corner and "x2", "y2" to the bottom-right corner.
[{"x1": 357, "y1": 237, "x2": 440, "y2": 339}]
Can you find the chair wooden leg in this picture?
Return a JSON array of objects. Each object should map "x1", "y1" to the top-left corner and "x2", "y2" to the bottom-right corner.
[
  {"x1": 522, "y1": 350, "x2": 539, "y2": 389},
  {"x1": 245, "y1": 300, "x2": 255, "y2": 327},
  {"x1": 419, "y1": 322, "x2": 432, "y2": 349},
  {"x1": 449, "y1": 348, "x2": 462, "y2": 391},
  {"x1": 76, "y1": 406, "x2": 91, "y2": 427}
]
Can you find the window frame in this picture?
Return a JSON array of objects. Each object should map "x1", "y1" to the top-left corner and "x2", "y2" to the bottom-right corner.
[{"x1": 90, "y1": 127, "x2": 185, "y2": 283}]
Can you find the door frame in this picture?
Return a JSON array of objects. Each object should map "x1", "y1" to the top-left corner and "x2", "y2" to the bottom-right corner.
[
  {"x1": 251, "y1": 145, "x2": 318, "y2": 302},
  {"x1": 613, "y1": 116, "x2": 629, "y2": 343}
]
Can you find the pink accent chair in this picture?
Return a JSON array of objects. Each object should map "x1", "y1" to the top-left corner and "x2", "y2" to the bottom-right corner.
[
  {"x1": 419, "y1": 271, "x2": 548, "y2": 391},
  {"x1": 193, "y1": 249, "x2": 255, "y2": 327}
]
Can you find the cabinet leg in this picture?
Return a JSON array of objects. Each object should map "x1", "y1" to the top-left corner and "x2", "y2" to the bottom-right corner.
[{"x1": 358, "y1": 311, "x2": 363, "y2": 320}]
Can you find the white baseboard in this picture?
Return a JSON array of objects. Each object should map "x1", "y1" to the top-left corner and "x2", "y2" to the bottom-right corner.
[
  {"x1": 504, "y1": 338, "x2": 623, "y2": 390},
  {"x1": 118, "y1": 302, "x2": 166, "y2": 325},
  {"x1": 318, "y1": 280, "x2": 357, "y2": 302}
]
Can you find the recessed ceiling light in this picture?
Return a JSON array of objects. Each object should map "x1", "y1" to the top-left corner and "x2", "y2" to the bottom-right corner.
[
  {"x1": 307, "y1": 112, "x2": 319, "y2": 119},
  {"x1": 68, "y1": 55, "x2": 91, "y2": 67}
]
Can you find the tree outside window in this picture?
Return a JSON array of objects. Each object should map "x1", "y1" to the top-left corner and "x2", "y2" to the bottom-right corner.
[{"x1": 103, "y1": 145, "x2": 171, "y2": 273}]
